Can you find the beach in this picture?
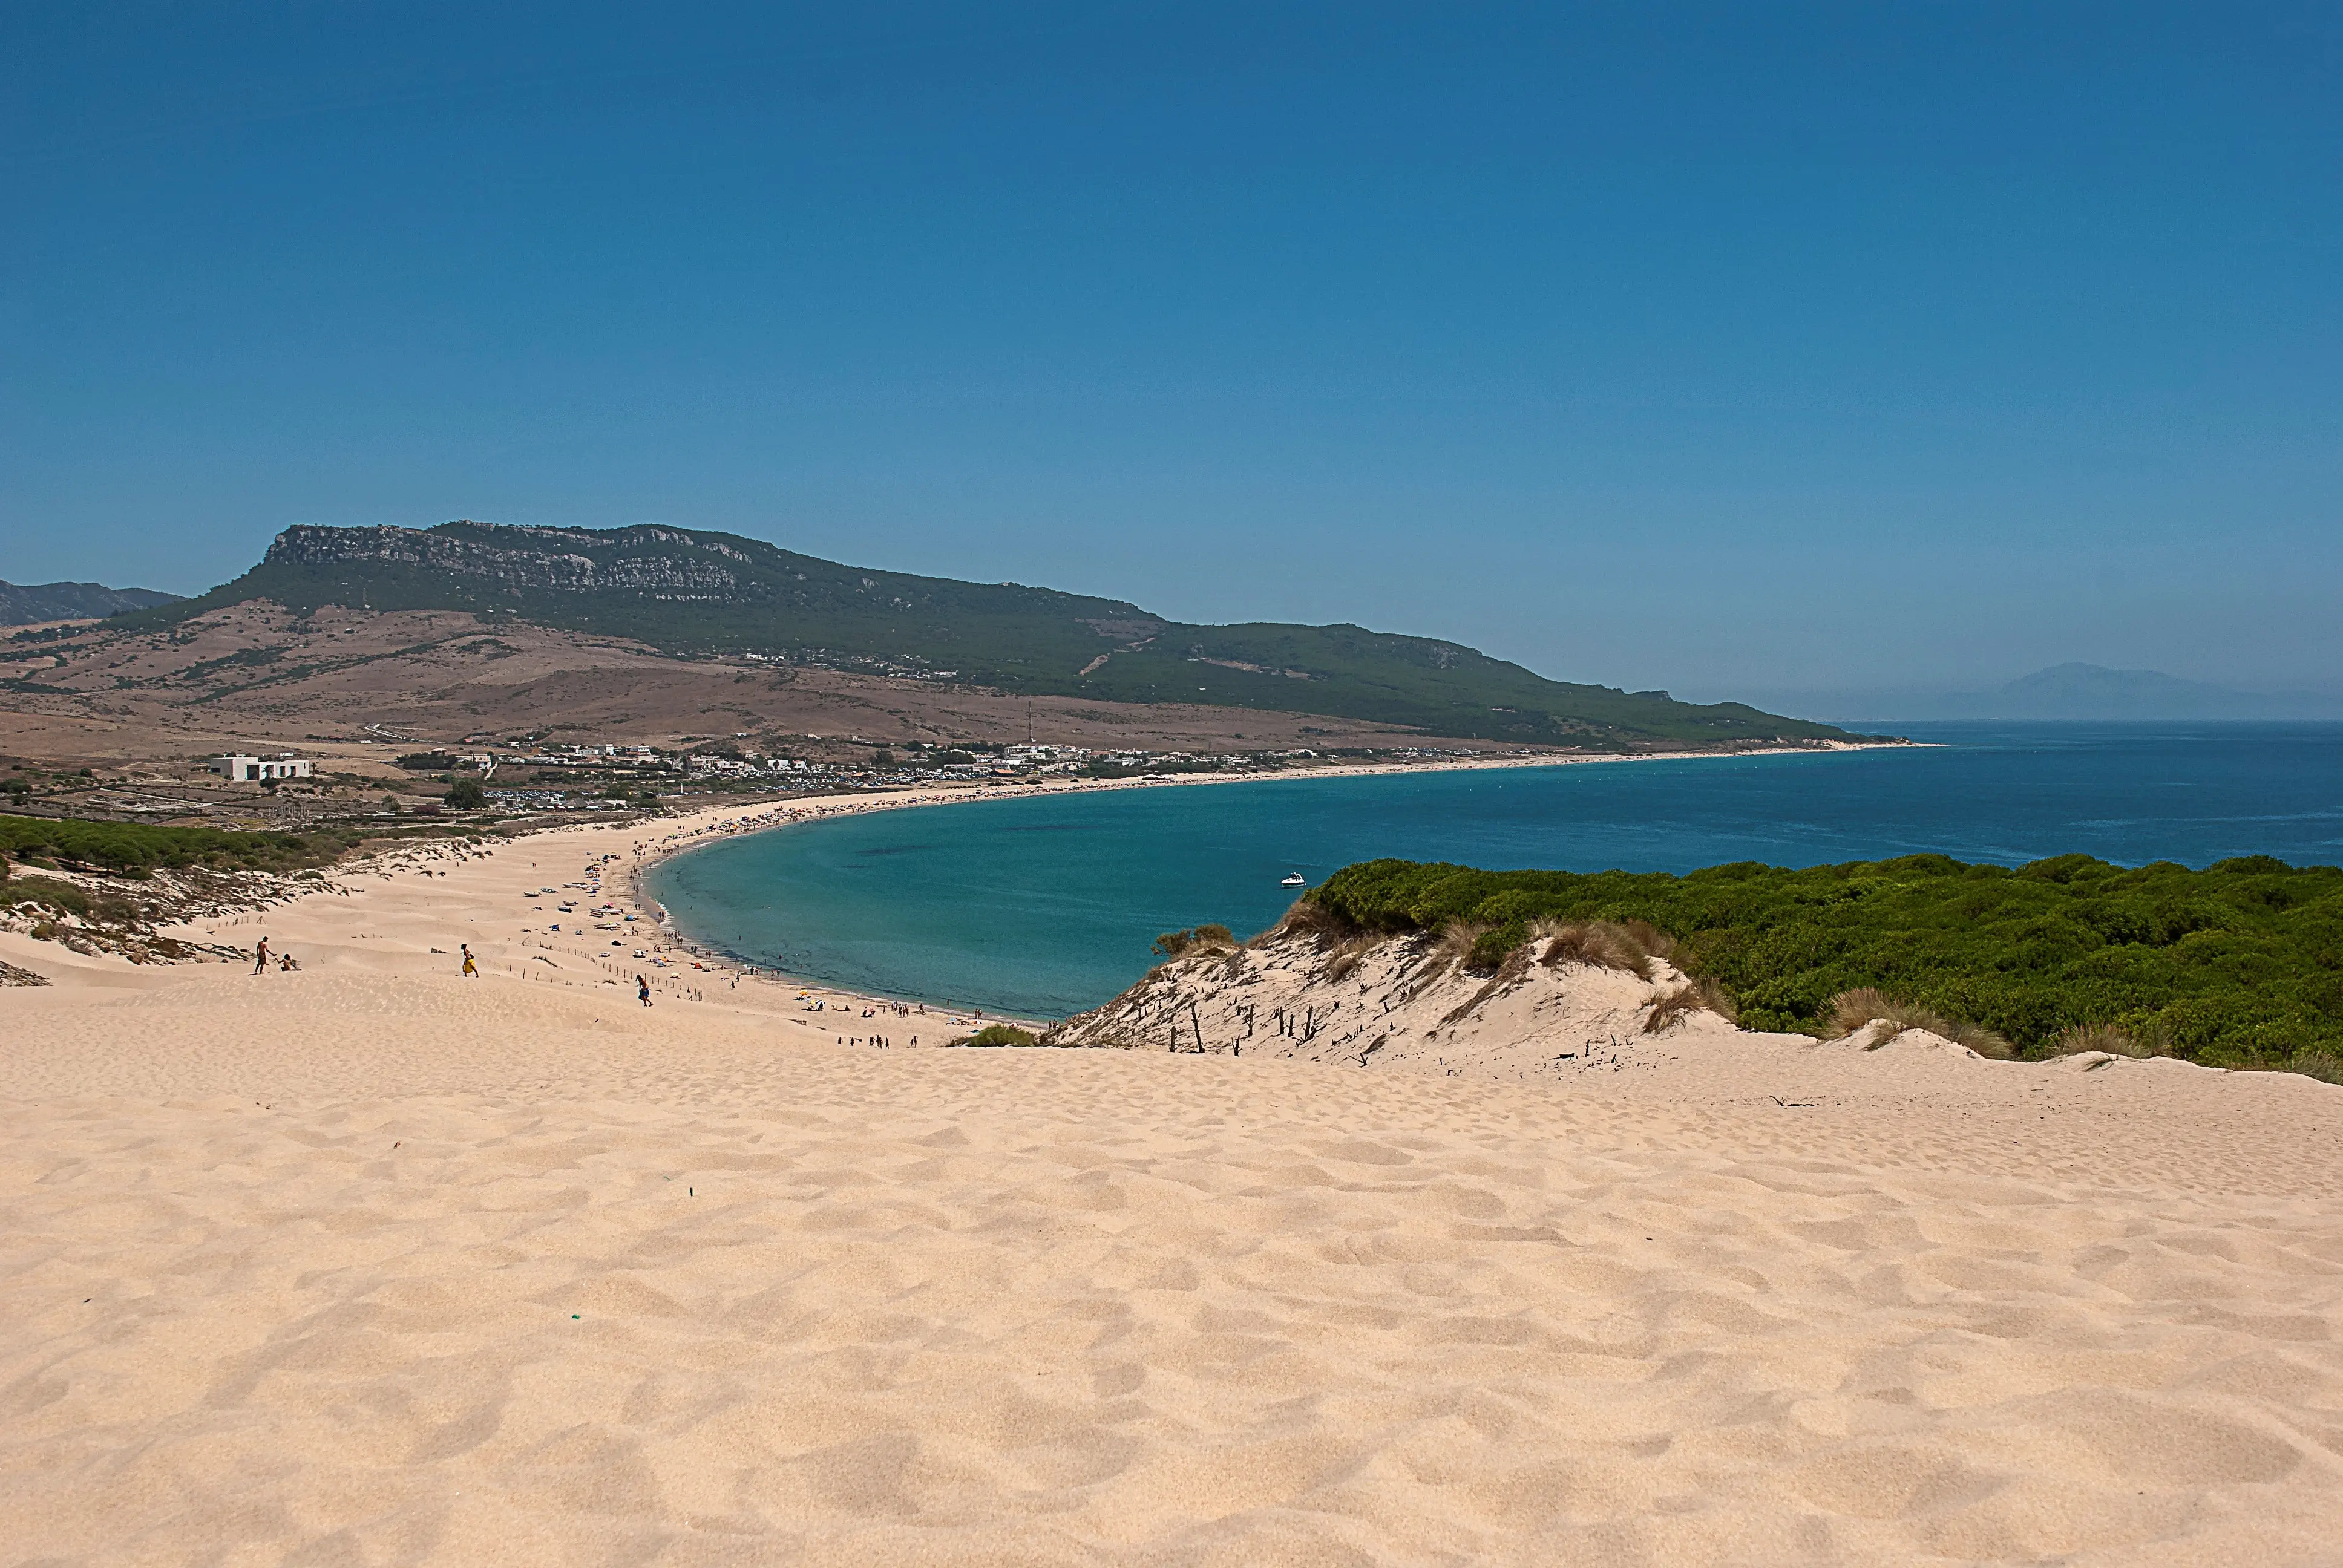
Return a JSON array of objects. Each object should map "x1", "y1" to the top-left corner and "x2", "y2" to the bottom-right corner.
[{"x1": 5, "y1": 792, "x2": 2342, "y2": 1563}]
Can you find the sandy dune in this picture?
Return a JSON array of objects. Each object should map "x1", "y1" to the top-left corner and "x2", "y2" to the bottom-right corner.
[{"x1": 4, "y1": 811, "x2": 2342, "y2": 1564}]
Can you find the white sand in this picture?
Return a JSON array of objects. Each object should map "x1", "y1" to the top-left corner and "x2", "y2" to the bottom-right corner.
[{"x1": 4, "y1": 802, "x2": 2342, "y2": 1564}]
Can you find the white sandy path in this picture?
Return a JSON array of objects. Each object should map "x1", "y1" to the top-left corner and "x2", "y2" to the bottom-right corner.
[{"x1": 3, "y1": 783, "x2": 2342, "y2": 1563}]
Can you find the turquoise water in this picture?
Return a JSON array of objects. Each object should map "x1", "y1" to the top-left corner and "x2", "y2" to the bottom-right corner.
[{"x1": 646, "y1": 722, "x2": 2343, "y2": 1019}]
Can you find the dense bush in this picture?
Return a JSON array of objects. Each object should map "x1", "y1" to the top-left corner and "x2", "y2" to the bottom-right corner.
[
  {"x1": 0, "y1": 814, "x2": 349, "y2": 878},
  {"x1": 1308, "y1": 854, "x2": 2343, "y2": 1068}
]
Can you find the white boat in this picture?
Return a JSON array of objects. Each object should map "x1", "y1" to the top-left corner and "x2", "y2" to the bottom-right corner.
[{"x1": 1280, "y1": 873, "x2": 1308, "y2": 887}]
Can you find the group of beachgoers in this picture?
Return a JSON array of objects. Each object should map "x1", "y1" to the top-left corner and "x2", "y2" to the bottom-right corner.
[{"x1": 247, "y1": 937, "x2": 302, "y2": 974}]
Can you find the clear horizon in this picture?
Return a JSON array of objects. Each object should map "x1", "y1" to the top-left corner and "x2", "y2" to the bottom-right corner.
[{"x1": 4, "y1": 2, "x2": 2337, "y2": 703}]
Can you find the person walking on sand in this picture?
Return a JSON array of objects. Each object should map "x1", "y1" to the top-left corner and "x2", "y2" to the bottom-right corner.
[
  {"x1": 252, "y1": 936, "x2": 270, "y2": 975},
  {"x1": 638, "y1": 973, "x2": 652, "y2": 1007},
  {"x1": 460, "y1": 944, "x2": 477, "y2": 978}
]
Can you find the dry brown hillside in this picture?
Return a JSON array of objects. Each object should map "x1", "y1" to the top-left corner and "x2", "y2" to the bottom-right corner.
[{"x1": 0, "y1": 600, "x2": 1457, "y2": 772}]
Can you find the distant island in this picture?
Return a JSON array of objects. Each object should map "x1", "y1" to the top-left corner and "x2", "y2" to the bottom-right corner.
[
  {"x1": 0, "y1": 578, "x2": 182, "y2": 628},
  {"x1": 1765, "y1": 662, "x2": 2343, "y2": 723},
  {"x1": 1973, "y1": 663, "x2": 2342, "y2": 721}
]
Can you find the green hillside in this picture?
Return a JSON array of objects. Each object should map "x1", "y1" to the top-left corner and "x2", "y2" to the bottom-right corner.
[{"x1": 136, "y1": 521, "x2": 1856, "y2": 746}]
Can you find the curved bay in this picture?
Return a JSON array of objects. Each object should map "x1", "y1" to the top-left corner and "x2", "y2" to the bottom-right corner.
[{"x1": 646, "y1": 722, "x2": 2343, "y2": 1018}]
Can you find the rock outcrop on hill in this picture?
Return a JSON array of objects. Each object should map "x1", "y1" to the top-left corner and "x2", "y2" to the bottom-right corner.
[{"x1": 262, "y1": 524, "x2": 750, "y2": 598}]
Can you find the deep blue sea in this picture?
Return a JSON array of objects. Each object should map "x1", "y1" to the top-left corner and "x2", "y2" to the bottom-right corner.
[{"x1": 645, "y1": 722, "x2": 2343, "y2": 1019}]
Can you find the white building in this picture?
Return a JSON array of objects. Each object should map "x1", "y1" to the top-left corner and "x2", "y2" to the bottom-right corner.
[{"x1": 209, "y1": 754, "x2": 313, "y2": 782}]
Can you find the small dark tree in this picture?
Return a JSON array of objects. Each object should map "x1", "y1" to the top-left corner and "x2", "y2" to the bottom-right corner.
[{"x1": 445, "y1": 777, "x2": 488, "y2": 809}]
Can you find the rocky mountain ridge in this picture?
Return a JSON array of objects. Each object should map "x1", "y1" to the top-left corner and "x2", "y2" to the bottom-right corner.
[{"x1": 130, "y1": 520, "x2": 1861, "y2": 748}]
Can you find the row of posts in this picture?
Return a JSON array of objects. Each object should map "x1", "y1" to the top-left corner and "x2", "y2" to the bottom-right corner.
[{"x1": 1136, "y1": 998, "x2": 1342, "y2": 1053}]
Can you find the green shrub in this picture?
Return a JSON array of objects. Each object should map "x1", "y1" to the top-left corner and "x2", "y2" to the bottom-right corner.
[
  {"x1": 949, "y1": 1024, "x2": 1038, "y2": 1047},
  {"x1": 1466, "y1": 920, "x2": 1530, "y2": 970},
  {"x1": 1308, "y1": 854, "x2": 2343, "y2": 1070},
  {"x1": 0, "y1": 814, "x2": 348, "y2": 878},
  {"x1": 1, "y1": 875, "x2": 92, "y2": 916},
  {"x1": 444, "y1": 777, "x2": 488, "y2": 809},
  {"x1": 1153, "y1": 924, "x2": 1237, "y2": 958},
  {"x1": 0, "y1": 875, "x2": 149, "y2": 929}
]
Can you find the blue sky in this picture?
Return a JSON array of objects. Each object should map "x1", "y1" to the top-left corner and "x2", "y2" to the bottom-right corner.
[{"x1": 3, "y1": 2, "x2": 2336, "y2": 704}]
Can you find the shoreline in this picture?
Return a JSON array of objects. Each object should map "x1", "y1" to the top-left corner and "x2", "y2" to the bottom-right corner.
[
  {"x1": 624, "y1": 738, "x2": 1914, "y2": 1019},
  {"x1": 0, "y1": 738, "x2": 1906, "y2": 1030}
]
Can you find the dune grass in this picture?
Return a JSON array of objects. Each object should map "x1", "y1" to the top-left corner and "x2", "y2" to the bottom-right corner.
[
  {"x1": 1824, "y1": 986, "x2": 2016, "y2": 1059},
  {"x1": 1536, "y1": 918, "x2": 1662, "y2": 980},
  {"x1": 1153, "y1": 924, "x2": 1239, "y2": 959}
]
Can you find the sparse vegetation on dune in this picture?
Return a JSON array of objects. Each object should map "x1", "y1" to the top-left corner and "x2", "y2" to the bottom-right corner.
[
  {"x1": 1824, "y1": 987, "x2": 2015, "y2": 1059},
  {"x1": 1273, "y1": 900, "x2": 1351, "y2": 945},
  {"x1": 1322, "y1": 938, "x2": 1374, "y2": 984},
  {"x1": 1535, "y1": 918, "x2": 1662, "y2": 979},
  {"x1": 1153, "y1": 924, "x2": 1238, "y2": 959},
  {"x1": 1421, "y1": 922, "x2": 1488, "y2": 978},
  {"x1": 0, "y1": 813, "x2": 510, "y2": 969},
  {"x1": 2045, "y1": 1020, "x2": 2175, "y2": 1060},
  {"x1": 1304, "y1": 854, "x2": 2343, "y2": 1073},
  {"x1": 1642, "y1": 982, "x2": 1709, "y2": 1036},
  {"x1": 0, "y1": 874, "x2": 149, "y2": 927}
]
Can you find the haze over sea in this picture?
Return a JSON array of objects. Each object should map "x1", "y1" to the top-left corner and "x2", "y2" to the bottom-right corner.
[{"x1": 648, "y1": 722, "x2": 2343, "y2": 1019}]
